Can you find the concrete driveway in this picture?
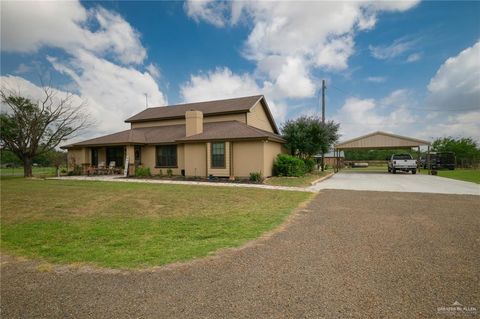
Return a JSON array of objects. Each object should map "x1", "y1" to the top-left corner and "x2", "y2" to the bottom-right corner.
[
  {"x1": 310, "y1": 171, "x2": 479, "y2": 195},
  {"x1": 1, "y1": 190, "x2": 479, "y2": 318}
]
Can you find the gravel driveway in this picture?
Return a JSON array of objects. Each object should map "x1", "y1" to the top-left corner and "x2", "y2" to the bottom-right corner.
[{"x1": 1, "y1": 190, "x2": 479, "y2": 318}]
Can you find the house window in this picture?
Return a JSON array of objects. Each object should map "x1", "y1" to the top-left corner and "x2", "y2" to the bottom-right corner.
[
  {"x1": 211, "y1": 142, "x2": 225, "y2": 168},
  {"x1": 156, "y1": 145, "x2": 177, "y2": 167}
]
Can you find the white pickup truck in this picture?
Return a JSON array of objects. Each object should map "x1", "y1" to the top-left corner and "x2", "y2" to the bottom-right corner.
[{"x1": 388, "y1": 154, "x2": 417, "y2": 174}]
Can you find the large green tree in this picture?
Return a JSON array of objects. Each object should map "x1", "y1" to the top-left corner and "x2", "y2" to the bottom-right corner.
[
  {"x1": 432, "y1": 137, "x2": 480, "y2": 167},
  {"x1": 281, "y1": 116, "x2": 340, "y2": 160},
  {"x1": 0, "y1": 87, "x2": 90, "y2": 177}
]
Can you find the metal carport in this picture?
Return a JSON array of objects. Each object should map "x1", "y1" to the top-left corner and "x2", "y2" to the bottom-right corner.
[{"x1": 333, "y1": 131, "x2": 431, "y2": 172}]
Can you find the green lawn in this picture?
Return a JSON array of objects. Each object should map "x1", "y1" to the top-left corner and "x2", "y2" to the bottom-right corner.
[
  {"x1": 0, "y1": 166, "x2": 59, "y2": 177},
  {"x1": 0, "y1": 177, "x2": 311, "y2": 269},
  {"x1": 265, "y1": 170, "x2": 332, "y2": 187},
  {"x1": 419, "y1": 169, "x2": 480, "y2": 184},
  {"x1": 341, "y1": 165, "x2": 388, "y2": 172}
]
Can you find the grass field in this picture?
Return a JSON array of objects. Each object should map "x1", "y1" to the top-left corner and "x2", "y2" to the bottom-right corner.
[
  {"x1": 341, "y1": 165, "x2": 388, "y2": 172},
  {"x1": 419, "y1": 169, "x2": 480, "y2": 184},
  {"x1": 0, "y1": 177, "x2": 311, "y2": 269},
  {"x1": 265, "y1": 170, "x2": 333, "y2": 187},
  {"x1": 0, "y1": 166, "x2": 59, "y2": 177}
]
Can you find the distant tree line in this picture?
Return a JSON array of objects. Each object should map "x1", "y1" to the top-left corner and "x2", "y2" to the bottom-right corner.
[
  {"x1": 344, "y1": 149, "x2": 416, "y2": 161},
  {"x1": 432, "y1": 137, "x2": 479, "y2": 168},
  {"x1": 0, "y1": 149, "x2": 67, "y2": 168}
]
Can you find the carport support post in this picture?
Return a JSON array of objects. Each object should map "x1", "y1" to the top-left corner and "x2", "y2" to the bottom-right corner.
[
  {"x1": 427, "y1": 145, "x2": 431, "y2": 175},
  {"x1": 335, "y1": 148, "x2": 339, "y2": 173},
  {"x1": 417, "y1": 146, "x2": 420, "y2": 171},
  {"x1": 334, "y1": 149, "x2": 336, "y2": 172},
  {"x1": 333, "y1": 148, "x2": 338, "y2": 173}
]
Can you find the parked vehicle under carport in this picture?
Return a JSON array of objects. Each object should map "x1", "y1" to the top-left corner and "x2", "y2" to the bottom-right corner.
[{"x1": 388, "y1": 154, "x2": 417, "y2": 174}]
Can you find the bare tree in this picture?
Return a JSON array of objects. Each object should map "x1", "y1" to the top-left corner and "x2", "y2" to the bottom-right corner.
[{"x1": 0, "y1": 86, "x2": 91, "y2": 177}]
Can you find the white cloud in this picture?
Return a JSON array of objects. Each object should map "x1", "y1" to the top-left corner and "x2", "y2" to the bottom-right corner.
[
  {"x1": 332, "y1": 90, "x2": 418, "y2": 140},
  {"x1": 366, "y1": 76, "x2": 387, "y2": 83},
  {"x1": 380, "y1": 89, "x2": 410, "y2": 107},
  {"x1": 184, "y1": 0, "x2": 419, "y2": 101},
  {"x1": 146, "y1": 63, "x2": 161, "y2": 79},
  {"x1": 180, "y1": 67, "x2": 287, "y2": 122},
  {"x1": 47, "y1": 50, "x2": 166, "y2": 133},
  {"x1": 267, "y1": 56, "x2": 316, "y2": 99},
  {"x1": 0, "y1": 75, "x2": 91, "y2": 141},
  {"x1": 406, "y1": 52, "x2": 422, "y2": 62},
  {"x1": 13, "y1": 63, "x2": 32, "y2": 74},
  {"x1": 333, "y1": 87, "x2": 480, "y2": 142},
  {"x1": 1, "y1": 1, "x2": 167, "y2": 139},
  {"x1": 1, "y1": 1, "x2": 146, "y2": 65},
  {"x1": 420, "y1": 110, "x2": 480, "y2": 140},
  {"x1": 180, "y1": 67, "x2": 260, "y2": 102},
  {"x1": 369, "y1": 37, "x2": 418, "y2": 60},
  {"x1": 427, "y1": 41, "x2": 480, "y2": 112},
  {"x1": 183, "y1": 0, "x2": 230, "y2": 27}
]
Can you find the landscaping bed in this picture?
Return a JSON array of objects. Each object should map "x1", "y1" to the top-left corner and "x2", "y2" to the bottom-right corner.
[
  {"x1": 128, "y1": 175, "x2": 262, "y2": 184},
  {"x1": 0, "y1": 177, "x2": 311, "y2": 269},
  {"x1": 265, "y1": 170, "x2": 332, "y2": 187}
]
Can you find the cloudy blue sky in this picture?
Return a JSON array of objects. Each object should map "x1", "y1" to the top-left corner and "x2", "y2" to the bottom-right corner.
[{"x1": 1, "y1": 0, "x2": 479, "y2": 142}]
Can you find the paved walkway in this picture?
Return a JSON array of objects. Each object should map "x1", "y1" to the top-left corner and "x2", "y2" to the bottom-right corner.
[
  {"x1": 1, "y1": 190, "x2": 479, "y2": 318},
  {"x1": 49, "y1": 175, "x2": 315, "y2": 192},
  {"x1": 51, "y1": 172, "x2": 479, "y2": 195},
  {"x1": 309, "y1": 171, "x2": 480, "y2": 195}
]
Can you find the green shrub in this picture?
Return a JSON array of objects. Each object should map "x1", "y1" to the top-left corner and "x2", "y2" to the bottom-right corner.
[
  {"x1": 304, "y1": 158, "x2": 316, "y2": 173},
  {"x1": 67, "y1": 165, "x2": 82, "y2": 176},
  {"x1": 135, "y1": 167, "x2": 151, "y2": 177},
  {"x1": 273, "y1": 154, "x2": 306, "y2": 177},
  {"x1": 158, "y1": 169, "x2": 163, "y2": 176},
  {"x1": 166, "y1": 168, "x2": 173, "y2": 177},
  {"x1": 249, "y1": 171, "x2": 263, "y2": 182}
]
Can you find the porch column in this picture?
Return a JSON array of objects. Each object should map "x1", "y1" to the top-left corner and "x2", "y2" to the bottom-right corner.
[{"x1": 125, "y1": 145, "x2": 135, "y2": 176}]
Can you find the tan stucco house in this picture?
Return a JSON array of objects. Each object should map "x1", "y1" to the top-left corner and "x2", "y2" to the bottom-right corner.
[{"x1": 62, "y1": 95, "x2": 286, "y2": 178}]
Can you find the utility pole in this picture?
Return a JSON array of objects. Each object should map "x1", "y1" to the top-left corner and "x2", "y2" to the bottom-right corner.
[
  {"x1": 144, "y1": 93, "x2": 148, "y2": 109},
  {"x1": 320, "y1": 80, "x2": 326, "y2": 171},
  {"x1": 321, "y1": 79, "x2": 326, "y2": 123}
]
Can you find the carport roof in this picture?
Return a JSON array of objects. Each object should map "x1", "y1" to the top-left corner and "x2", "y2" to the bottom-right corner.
[{"x1": 335, "y1": 131, "x2": 430, "y2": 150}]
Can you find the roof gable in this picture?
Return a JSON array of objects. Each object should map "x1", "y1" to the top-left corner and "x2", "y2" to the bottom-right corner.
[
  {"x1": 335, "y1": 131, "x2": 431, "y2": 149},
  {"x1": 125, "y1": 95, "x2": 263, "y2": 123}
]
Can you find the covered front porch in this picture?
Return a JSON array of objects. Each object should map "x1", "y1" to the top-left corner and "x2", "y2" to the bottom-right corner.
[{"x1": 68, "y1": 145, "x2": 142, "y2": 176}]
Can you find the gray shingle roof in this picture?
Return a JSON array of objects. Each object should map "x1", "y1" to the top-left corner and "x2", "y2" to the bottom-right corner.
[
  {"x1": 125, "y1": 95, "x2": 263, "y2": 123},
  {"x1": 61, "y1": 121, "x2": 284, "y2": 148}
]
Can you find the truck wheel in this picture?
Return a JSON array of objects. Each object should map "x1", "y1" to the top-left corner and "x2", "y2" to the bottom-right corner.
[
  {"x1": 392, "y1": 168, "x2": 396, "y2": 174},
  {"x1": 412, "y1": 170, "x2": 416, "y2": 174}
]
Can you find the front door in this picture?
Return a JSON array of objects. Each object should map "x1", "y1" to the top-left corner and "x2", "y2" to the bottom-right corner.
[
  {"x1": 134, "y1": 145, "x2": 141, "y2": 166},
  {"x1": 91, "y1": 148, "x2": 99, "y2": 166}
]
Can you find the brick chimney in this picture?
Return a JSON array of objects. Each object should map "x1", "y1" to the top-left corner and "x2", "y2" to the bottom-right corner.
[{"x1": 185, "y1": 110, "x2": 203, "y2": 137}]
